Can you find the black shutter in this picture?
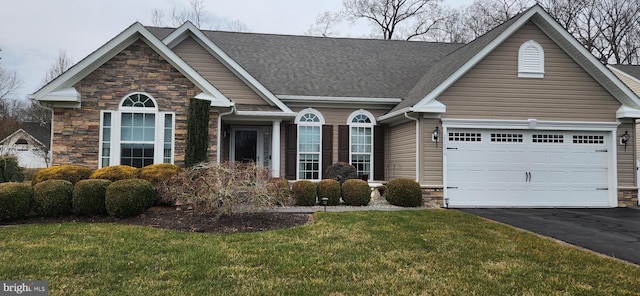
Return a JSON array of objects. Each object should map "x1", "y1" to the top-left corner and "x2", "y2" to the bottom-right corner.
[
  {"x1": 373, "y1": 125, "x2": 385, "y2": 181},
  {"x1": 338, "y1": 125, "x2": 349, "y2": 163},
  {"x1": 285, "y1": 124, "x2": 297, "y2": 180},
  {"x1": 322, "y1": 125, "x2": 333, "y2": 179}
]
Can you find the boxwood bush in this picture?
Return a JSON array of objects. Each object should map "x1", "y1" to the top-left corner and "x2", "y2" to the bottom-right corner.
[
  {"x1": 0, "y1": 156, "x2": 24, "y2": 183},
  {"x1": 138, "y1": 163, "x2": 183, "y2": 185},
  {"x1": 105, "y1": 179, "x2": 155, "y2": 218},
  {"x1": 90, "y1": 165, "x2": 139, "y2": 182},
  {"x1": 341, "y1": 179, "x2": 370, "y2": 206},
  {"x1": 317, "y1": 179, "x2": 341, "y2": 206},
  {"x1": 292, "y1": 180, "x2": 317, "y2": 206},
  {"x1": 33, "y1": 179, "x2": 73, "y2": 217},
  {"x1": 385, "y1": 178, "x2": 423, "y2": 207},
  {"x1": 325, "y1": 162, "x2": 358, "y2": 184},
  {"x1": 72, "y1": 179, "x2": 112, "y2": 216},
  {"x1": 0, "y1": 182, "x2": 33, "y2": 220},
  {"x1": 32, "y1": 165, "x2": 93, "y2": 185}
]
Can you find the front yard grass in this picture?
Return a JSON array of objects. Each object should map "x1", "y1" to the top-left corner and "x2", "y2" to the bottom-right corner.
[{"x1": 1, "y1": 210, "x2": 638, "y2": 295}]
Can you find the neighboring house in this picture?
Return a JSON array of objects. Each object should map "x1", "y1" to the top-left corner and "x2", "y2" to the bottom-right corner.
[
  {"x1": 31, "y1": 5, "x2": 640, "y2": 208},
  {"x1": 0, "y1": 122, "x2": 51, "y2": 168}
]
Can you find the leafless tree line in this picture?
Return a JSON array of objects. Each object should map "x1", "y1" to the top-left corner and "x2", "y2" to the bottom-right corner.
[
  {"x1": 150, "y1": 0, "x2": 249, "y2": 32},
  {"x1": 308, "y1": 0, "x2": 640, "y2": 64}
]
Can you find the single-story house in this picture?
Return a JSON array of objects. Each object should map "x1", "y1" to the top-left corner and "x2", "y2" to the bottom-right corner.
[
  {"x1": 0, "y1": 122, "x2": 51, "y2": 168},
  {"x1": 31, "y1": 5, "x2": 640, "y2": 208}
]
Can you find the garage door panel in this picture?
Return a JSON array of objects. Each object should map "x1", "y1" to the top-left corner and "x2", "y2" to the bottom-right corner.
[{"x1": 446, "y1": 129, "x2": 611, "y2": 207}]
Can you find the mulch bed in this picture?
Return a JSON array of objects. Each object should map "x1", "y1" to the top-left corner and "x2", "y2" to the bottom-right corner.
[{"x1": 0, "y1": 207, "x2": 313, "y2": 234}]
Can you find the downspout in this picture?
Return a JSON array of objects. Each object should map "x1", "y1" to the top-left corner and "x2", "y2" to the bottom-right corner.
[
  {"x1": 216, "y1": 106, "x2": 235, "y2": 164},
  {"x1": 404, "y1": 112, "x2": 420, "y2": 182}
]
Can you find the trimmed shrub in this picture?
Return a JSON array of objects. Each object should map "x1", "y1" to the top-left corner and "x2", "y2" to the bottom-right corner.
[
  {"x1": 267, "y1": 178, "x2": 293, "y2": 206},
  {"x1": 317, "y1": 179, "x2": 341, "y2": 206},
  {"x1": 33, "y1": 180, "x2": 73, "y2": 217},
  {"x1": 105, "y1": 179, "x2": 155, "y2": 218},
  {"x1": 73, "y1": 179, "x2": 112, "y2": 216},
  {"x1": 90, "y1": 165, "x2": 139, "y2": 182},
  {"x1": 0, "y1": 182, "x2": 33, "y2": 220},
  {"x1": 0, "y1": 156, "x2": 24, "y2": 183},
  {"x1": 341, "y1": 179, "x2": 371, "y2": 206},
  {"x1": 292, "y1": 180, "x2": 317, "y2": 206},
  {"x1": 385, "y1": 178, "x2": 423, "y2": 207},
  {"x1": 325, "y1": 162, "x2": 358, "y2": 184},
  {"x1": 32, "y1": 165, "x2": 93, "y2": 185},
  {"x1": 138, "y1": 163, "x2": 183, "y2": 185}
]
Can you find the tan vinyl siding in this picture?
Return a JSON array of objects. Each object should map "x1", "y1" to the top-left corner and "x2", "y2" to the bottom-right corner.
[
  {"x1": 612, "y1": 71, "x2": 640, "y2": 96},
  {"x1": 385, "y1": 121, "x2": 416, "y2": 180},
  {"x1": 173, "y1": 36, "x2": 271, "y2": 106},
  {"x1": 421, "y1": 118, "x2": 443, "y2": 185},
  {"x1": 618, "y1": 120, "x2": 636, "y2": 187},
  {"x1": 439, "y1": 22, "x2": 620, "y2": 121}
]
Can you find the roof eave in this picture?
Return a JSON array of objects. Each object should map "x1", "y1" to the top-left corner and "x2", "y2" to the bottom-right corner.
[
  {"x1": 163, "y1": 22, "x2": 292, "y2": 113},
  {"x1": 31, "y1": 22, "x2": 232, "y2": 108}
]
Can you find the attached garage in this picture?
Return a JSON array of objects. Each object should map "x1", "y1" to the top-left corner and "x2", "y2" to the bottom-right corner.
[{"x1": 443, "y1": 121, "x2": 619, "y2": 208}]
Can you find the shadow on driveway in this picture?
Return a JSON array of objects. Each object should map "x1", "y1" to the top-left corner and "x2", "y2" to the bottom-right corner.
[{"x1": 460, "y1": 208, "x2": 640, "y2": 265}]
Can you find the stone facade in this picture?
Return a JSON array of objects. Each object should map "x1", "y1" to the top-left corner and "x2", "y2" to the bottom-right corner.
[
  {"x1": 52, "y1": 40, "x2": 214, "y2": 168},
  {"x1": 618, "y1": 188, "x2": 639, "y2": 207},
  {"x1": 422, "y1": 186, "x2": 444, "y2": 208}
]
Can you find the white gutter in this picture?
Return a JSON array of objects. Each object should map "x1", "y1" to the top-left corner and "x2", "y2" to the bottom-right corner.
[
  {"x1": 216, "y1": 106, "x2": 235, "y2": 163},
  {"x1": 404, "y1": 112, "x2": 420, "y2": 182}
]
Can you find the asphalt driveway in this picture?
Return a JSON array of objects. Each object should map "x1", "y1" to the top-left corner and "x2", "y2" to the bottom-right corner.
[{"x1": 460, "y1": 208, "x2": 640, "y2": 265}]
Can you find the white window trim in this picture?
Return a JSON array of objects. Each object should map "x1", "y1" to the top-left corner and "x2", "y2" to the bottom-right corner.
[
  {"x1": 295, "y1": 108, "x2": 325, "y2": 180},
  {"x1": 347, "y1": 109, "x2": 375, "y2": 181},
  {"x1": 518, "y1": 40, "x2": 545, "y2": 78},
  {"x1": 98, "y1": 93, "x2": 175, "y2": 168}
]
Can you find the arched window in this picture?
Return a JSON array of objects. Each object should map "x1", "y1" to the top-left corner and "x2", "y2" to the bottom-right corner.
[
  {"x1": 518, "y1": 40, "x2": 544, "y2": 78},
  {"x1": 99, "y1": 93, "x2": 175, "y2": 168},
  {"x1": 295, "y1": 108, "x2": 324, "y2": 180},
  {"x1": 347, "y1": 110, "x2": 376, "y2": 180}
]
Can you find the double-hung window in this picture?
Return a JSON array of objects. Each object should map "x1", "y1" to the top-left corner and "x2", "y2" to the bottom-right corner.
[
  {"x1": 99, "y1": 93, "x2": 175, "y2": 168},
  {"x1": 348, "y1": 110, "x2": 375, "y2": 179},
  {"x1": 296, "y1": 108, "x2": 324, "y2": 180}
]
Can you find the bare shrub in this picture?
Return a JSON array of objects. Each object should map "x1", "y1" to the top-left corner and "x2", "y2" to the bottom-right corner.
[{"x1": 157, "y1": 162, "x2": 293, "y2": 219}]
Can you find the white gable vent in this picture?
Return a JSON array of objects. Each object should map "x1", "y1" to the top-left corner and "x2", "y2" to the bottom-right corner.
[{"x1": 518, "y1": 40, "x2": 544, "y2": 78}]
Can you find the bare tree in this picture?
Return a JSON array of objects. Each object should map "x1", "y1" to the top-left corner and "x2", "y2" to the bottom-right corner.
[
  {"x1": 151, "y1": 0, "x2": 249, "y2": 32},
  {"x1": 0, "y1": 50, "x2": 22, "y2": 141},
  {"x1": 460, "y1": 0, "x2": 529, "y2": 40},
  {"x1": 342, "y1": 0, "x2": 447, "y2": 40},
  {"x1": 430, "y1": 7, "x2": 473, "y2": 43},
  {"x1": 305, "y1": 11, "x2": 344, "y2": 37},
  {"x1": 151, "y1": 0, "x2": 208, "y2": 28},
  {"x1": 458, "y1": 0, "x2": 640, "y2": 64},
  {"x1": 217, "y1": 19, "x2": 250, "y2": 32},
  {"x1": 41, "y1": 50, "x2": 73, "y2": 87}
]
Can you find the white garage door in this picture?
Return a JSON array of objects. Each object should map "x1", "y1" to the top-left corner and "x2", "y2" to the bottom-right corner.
[{"x1": 445, "y1": 129, "x2": 611, "y2": 207}]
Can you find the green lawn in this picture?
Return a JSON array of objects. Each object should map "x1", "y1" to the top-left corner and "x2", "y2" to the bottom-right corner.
[{"x1": 1, "y1": 210, "x2": 638, "y2": 295}]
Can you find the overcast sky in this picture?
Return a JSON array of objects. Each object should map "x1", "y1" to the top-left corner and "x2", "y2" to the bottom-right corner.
[{"x1": 0, "y1": 0, "x2": 473, "y2": 101}]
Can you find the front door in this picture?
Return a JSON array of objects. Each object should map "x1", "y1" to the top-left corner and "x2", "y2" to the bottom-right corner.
[{"x1": 231, "y1": 127, "x2": 271, "y2": 168}]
